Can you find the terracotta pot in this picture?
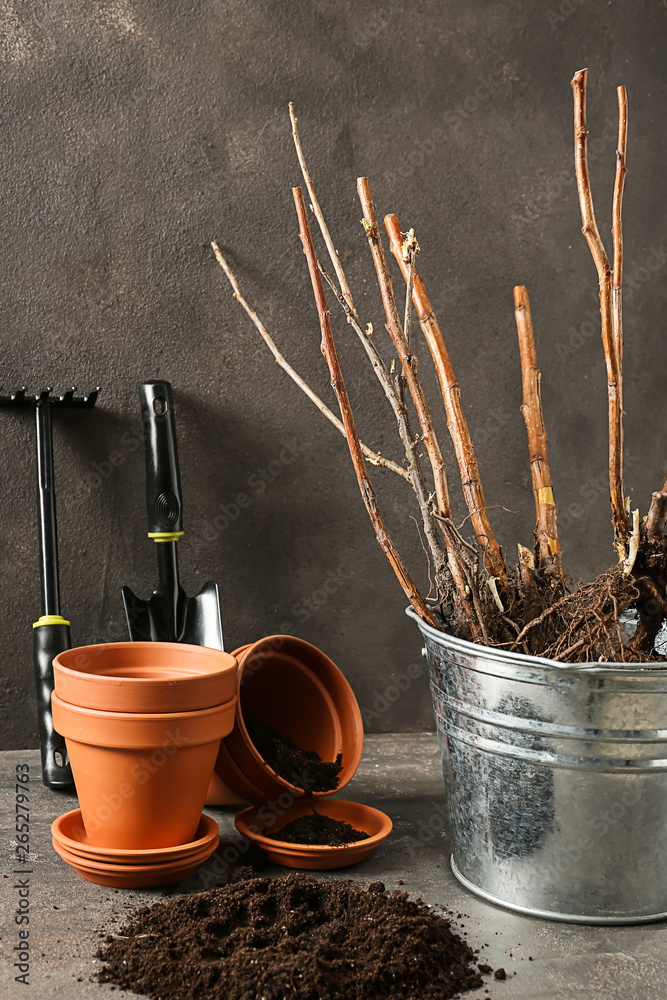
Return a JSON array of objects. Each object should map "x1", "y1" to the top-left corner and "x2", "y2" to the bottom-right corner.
[
  {"x1": 207, "y1": 636, "x2": 364, "y2": 806},
  {"x1": 234, "y1": 799, "x2": 392, "y2": 870},
  {"x1": 51, "y1": 691, "x2": 236, "y2": 849},
  {"x1": 53, "y1": 641, "x2": 237, "y2": 713}
]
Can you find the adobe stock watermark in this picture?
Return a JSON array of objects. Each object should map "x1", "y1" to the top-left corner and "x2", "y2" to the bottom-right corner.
[
  {"x1": 235, "y1": 563, "x2": 354, "y2": 690},
  {"x1": 556, "y1": 245, "x2": 667, "y2": 362},
  {"x1": 185, "y1": 437, "x2": 303, "y2": 556},
  {"x1": 12, "y1": 762, "x2": 32, "y2": 986},
  {"x1": 538, "y1": 773, "x2": 667, "y2": 885},
  {"x1": 557, "y1": 448, "x2": 639, "y2": 534},
  {"x1": 404, "y1": 798, "x2": 450, "y2": 856},
  {"x1": 197, "y1": 774, "x2": 323, "y2": 889},
  {"x1": 382, "y1": 67, "x2": 504, "y2": 188},
  {"x1": 290, "y1": 565, "x2": 352, "y2": 624},
  {"x1": 545, "y1": 0, "x2": 586, "y2": 31},
  {"x1": 67, "y1": 728, "x2": 192, "y2": 839},
  {"x1": 78, "y1": 426, "x2": 145, "y2": 493},
  {"x1": 359, "y1": 659, "x2": 426, "y2": 725},
  {"x1": 352, "y1": 4, "x2": 392, "y2": 52},
  {"x1": 513, "y1": 116, "x2": 618, "y2": 227}
]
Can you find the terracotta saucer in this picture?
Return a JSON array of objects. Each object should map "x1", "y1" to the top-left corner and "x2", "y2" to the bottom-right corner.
[
  {"x1": 53, "y1": 837, "x2": 215, "y2": 871},
  {"x1": 234, "y1": 798, "x2": 392, "y2": 870},
  {"x1": 51, "y1": 810, "x2": 219, "y2": 865},
  {"x1": 52, "y1": 837, "x2": 217, "y2": 888}
]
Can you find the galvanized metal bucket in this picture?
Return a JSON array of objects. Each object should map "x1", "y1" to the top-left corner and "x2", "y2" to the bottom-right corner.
[{"x1": 407, "y1": 606, "x2": 667, "y2": 924}]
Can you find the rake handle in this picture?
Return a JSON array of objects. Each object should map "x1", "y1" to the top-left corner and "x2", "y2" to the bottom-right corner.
[
  {"x1": 34, "y1": 400, "x2": 73, "y2": 788},
  {"x1": 36, "y1": 401, "x2": 60, "y2": 614},
  {"x1": 34, "y1": 621, "x2": 73, "y2": 788}
]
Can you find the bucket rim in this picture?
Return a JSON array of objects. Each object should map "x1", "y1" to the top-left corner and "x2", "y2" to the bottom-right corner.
[{"x1": 406, "y1": 606, "x2": 667, "y2": 677}]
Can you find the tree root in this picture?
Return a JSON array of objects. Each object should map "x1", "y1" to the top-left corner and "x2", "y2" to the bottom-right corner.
[{"x1": 445, "y1": 543, "x2": 667, "y2": 663}]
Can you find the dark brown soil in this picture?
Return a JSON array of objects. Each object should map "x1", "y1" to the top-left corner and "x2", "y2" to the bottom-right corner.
[
  {"x1": 264, "y1": 813, "x2": 369, "y2": 845},
  {"x1": 247, "y1": 720, "x2": 343, "y2": 791},
  {"x1": 97, "y1": 873, "x2": 494, "y2": 999}
]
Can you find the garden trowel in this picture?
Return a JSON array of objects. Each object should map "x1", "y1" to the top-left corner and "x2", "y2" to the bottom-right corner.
[{"x1": 121, "y1": 380, "x2": 224, "y2": 650}]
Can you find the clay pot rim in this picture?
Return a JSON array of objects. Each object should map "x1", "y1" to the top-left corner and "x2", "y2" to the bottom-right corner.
[
  {"x1": 53, "y1": 642, "x2": 237, "y2": 713},
  {"x1": 234, "y1": 799, "x2": 392, "y2": 853},
  {"x1": 54, "y1": 641, "x2": 237, "y2": 680},
  {"x1": 51, "y1": 809, "x2": 219, "y2": 863},
  {"x1": 51, "y1": 690, "x2": 236, "y2": 724},
  {"x1": 233, "y1": 636, "x2": 364, "y2": 797},
  {"x1": 52, "y1": 690, "x2": 237, "y2": 748}
]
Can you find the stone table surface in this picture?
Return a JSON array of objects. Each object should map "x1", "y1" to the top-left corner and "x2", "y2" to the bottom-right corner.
[{"x1": 1, "y1": 735, "x2": 665, "y2": 999}]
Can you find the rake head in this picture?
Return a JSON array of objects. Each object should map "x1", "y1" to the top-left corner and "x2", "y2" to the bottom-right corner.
[{"x1": 0, "y1": 386, "x2": 99, "y2": 408}]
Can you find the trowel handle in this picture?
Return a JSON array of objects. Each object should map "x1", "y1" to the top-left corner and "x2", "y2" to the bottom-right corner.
[{"x1": 139, "y1": 381, "x2": 184, "y2": 538}]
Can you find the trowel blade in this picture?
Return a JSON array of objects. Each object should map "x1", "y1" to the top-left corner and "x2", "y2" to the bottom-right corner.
[
  {"x1": 121, "y1": 585, "x2": 155, "y2": 642},
  {"x1": 121, "y1": 581, "x2": 224, "y2": 650},
  {"x1": 182, "y1": 581, "x2": 224, "y2": 651}
]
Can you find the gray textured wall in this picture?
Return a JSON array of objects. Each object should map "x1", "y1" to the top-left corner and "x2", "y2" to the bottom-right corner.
[{"x1": 2, "y1": 1, "x2": 666, "y2": 749}]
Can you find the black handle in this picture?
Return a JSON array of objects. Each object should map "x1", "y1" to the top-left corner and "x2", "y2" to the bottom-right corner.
[
  {"x1": 33, "y1": 622, "x2": 73, "y2": 789},
  {"x1": 139, "y1": 381, "x2": 183, "y2": 536},
  {"x1": 36, "y1": 401, "x2": 61, "y2": 615}
]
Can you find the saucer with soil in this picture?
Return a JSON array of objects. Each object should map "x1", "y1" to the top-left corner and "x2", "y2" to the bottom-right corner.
[{"x1": 237, "y1": 722, "x2": 391, "y2": 869}]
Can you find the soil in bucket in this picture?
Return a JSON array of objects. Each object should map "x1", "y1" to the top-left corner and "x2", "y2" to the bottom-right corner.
[
  {"x1": 97, "y1": 873, "x2": 498, "y2": 999},
  {"x1": 263, "y1": 812, "x2": 369, "y2": 846},
  {"x1": 246, "y1": 719, "x2": 343, "y2": 791}
]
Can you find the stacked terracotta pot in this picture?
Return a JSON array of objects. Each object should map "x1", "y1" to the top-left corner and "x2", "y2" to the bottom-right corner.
[{"x1": 50, "y1": 642, "x2": 238, "y2": 887}]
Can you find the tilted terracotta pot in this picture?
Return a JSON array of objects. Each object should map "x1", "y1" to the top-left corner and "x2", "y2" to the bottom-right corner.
[{"x1": 206, "y1": 636, "x2": 363, "y2": 806}]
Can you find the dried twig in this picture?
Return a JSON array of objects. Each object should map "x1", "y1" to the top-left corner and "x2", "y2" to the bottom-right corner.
[
  {"x1": 318, "y1": 260, "x2": 451, "y2": 599},
  {"x1": 612, "y1": 85, "x2": 628, "y2": 397},
  {"x1": 287, "y1": 117, "x2": 483, "y2": 635},
  {"x1": 513, "y1": 285, "x2": 564, "y2": 587},
  {"x1": 518, "y1": 543, "x2": 539, "y2": 607},
  {"x1": 571, "y1": 68, "x2": 629, "y2": 559},
  {"x1": 356, "y1": 180, "x2": 487, "y2": 634},
  {"x1": 357, "y1": 179, "x2": 451, "y2": 521},
  {"x1": 612, "y1": 85, "x2": 628, "y2": 552},
  {"x1": 622, "y1": 509, "x2": 640, "y2": 576},
  {"x1": 287, "y1": 110, "x2": 461, "y2": 608},
  {"x1": 211, "y1": 242, "x2": 408, "y2": 481},
  {"x1": 401, "y1": 229, "x2": 419, "y2": 347},
  {"x1": 289, "y1": 102, "x2": 355, "y2": 314},
  {"x1": 384, "y1": 212, "x2": 508, "y2": 588},
  {"x1": 293, "y1": 186, "x2": 438, "y2": 627},
  {"x1": 646, "y1": 491, "x2": 667, "y2": 540}
]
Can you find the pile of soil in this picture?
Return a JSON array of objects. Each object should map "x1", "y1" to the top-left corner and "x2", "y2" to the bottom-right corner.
[
  {"x1": 247, "y1": 720, "x2": 343, "y2": 791},
  {"x1": 264, "y1": 813, "x2": 369, "y2": 845},
  {"x1": 97, "y1": 874, "x2": 496, "y2": 999}
]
